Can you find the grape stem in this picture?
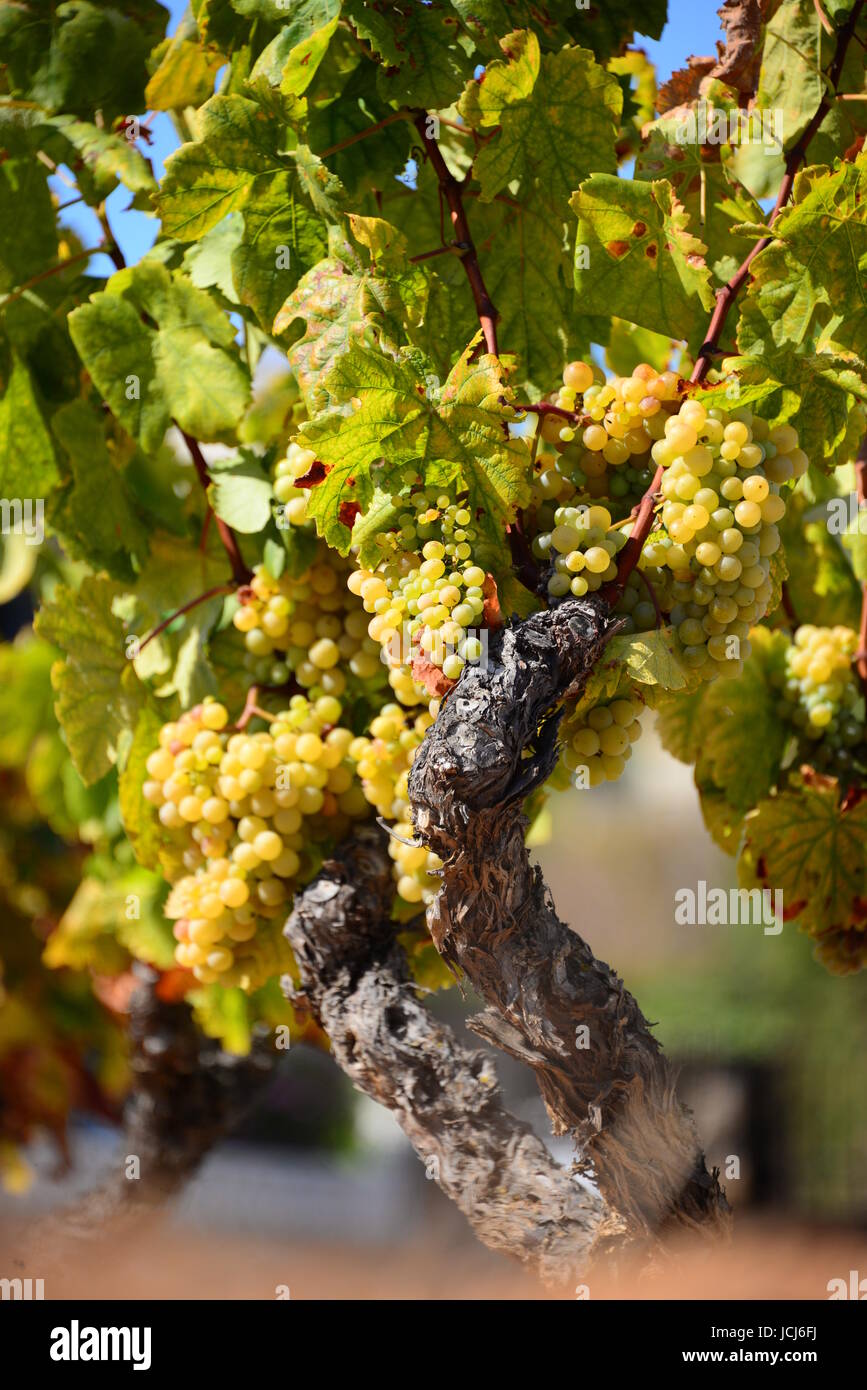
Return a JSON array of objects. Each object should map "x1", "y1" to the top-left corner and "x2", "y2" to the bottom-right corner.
[
  {"x1": 515, "y1": 400, "x2": 591, "y2": 426},
  {"x1": 854, "y1": 436, "x2": 867, "y2": 697},
  {"x1": 232, "y1": 686, "x2": 270, "y2": 731},
  {"x1": 316, "y1": 107, "x2": 413, "y2": 159},
  {"x1": 610, "y1": 0, "x2": 865, "y2": 600},
  {"x1": 178, "y1": 429, "x2": 253, "y2": 584},
  {"x1": 412, "y1": 111, "x2": 499, "y2": 356},
  {"x1": 137, "y1": 585, "x2": 235, "y2": 652}
]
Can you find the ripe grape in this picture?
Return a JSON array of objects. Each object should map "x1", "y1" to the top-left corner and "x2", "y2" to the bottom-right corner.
[
  {"x1": 557, "y1": 693, "x2": 645, "y2": 788},
  {"x1": 347, "y1": 704, "x2": 444, "y2": 905},
  {"x1": 145, "y1": 696, "x2": 368, "y2": 988},
  {"x1": 348, "y1": 490, "x2": 493, "y2": 712},
  {"x1": 232, "y1": 549, "x2": 383, "y2": 700}
]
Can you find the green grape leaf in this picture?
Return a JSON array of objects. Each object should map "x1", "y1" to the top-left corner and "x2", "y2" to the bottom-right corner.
[
  {"x1": 251, "y1": 0, "x2": 341, "y2": 96},
  {"x1": 146, "y1": 34, "x2": 224, "y2": 110},
  {"x1": 458, "y1": 31, "x2": 621, "y2": 215},
  {"x1": 740, "y1": 781, "x2": 867, "y2": 942},
  {"x1": 0, "y1": 352, "x2": 59, "y2": 496},
  {"x1": 604, "y1": 318, "x2": 672, "y2": 376},
  {"x1": 0, "y1": 140, "x2": 57, "y2": 293},
  {"x1": 0, "y1": 0, "x2": 165, "y2": 123},
  {"x1": 48, "y1": 401, "x2": 150, "y2": 578},
  {"x1": 208, "y1": 453, "x2": 274, "y2": 532},
  {"x1": 0, "y1": 638, "x2": 58, "y2": 768},
  {"x1": 733, "y1": 159, "x2": 867, "y2": 467},
  {"x1": 113, "y1": 531, "x2": 228, "y2": 698},
  {"x1": 118, "y1": 707, "x2": 172, "y2": 874},
  {"x1": 35, "y1": 577, "x2": 145, "y2": 786},
  {"x1": 230, "y1": 170, "x2": 329, "y2": 331},
  {"x1": 654, "y1": 685, "x2": 711, "y2": 765},
  {"x1": 570, "y1": 175, "x2": 715, "y2": 345},
  {"x1": 381, "y1": 165, "x2": 583, "y2": 390},
  {"x1": 698, "y1": 628, "x2": 791, "y2": 813},
  {"x1": 44, "y1": 115, "x2": 157, "y2": 201},
  {"x1": 306, "y1": 61, "x2": 413, "y2": 200},
  {"x1": 608, "y1": 628, "x2": 703, "y2": 693},
  {"x1": 635, "y1": 116, "x2": 766, "y2": 288},
  {"x1": 733, "y1": 0, "x2": 867, "y2": 198},
  {"x1": 274, "y1": 216, "x2": 430, "y2": 412},
  {"x1": 187, "y1": 984, "x2": 254, "y2": 1055},
  {"x1": 45, "y1": 867, "x2": 174, "y2": 974},
  {"x1": 296, "y1": 338, "x2": 531, "y2": 560},
  {"x1": 779, "y1": 494, "x2": 862, "y2": 630},
  {"x1": 183, "y1": 214, "x2": 244, "y2": 303},
  {"x1": 344, "y1": 0, "x2": 473, "y2": 110},
  {"x1": 69, "y1": 261, "x2": 251, "y2": 449},
  {"x1": 739, "y1": 161, "x2": 867, "y2": 358},
  {"x1": 158, "y1": 92, "x2": 324, "y2": 240}
]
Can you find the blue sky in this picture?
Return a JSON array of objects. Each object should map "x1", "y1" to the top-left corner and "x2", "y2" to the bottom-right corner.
[{"x1": 57, "y1": 0, "x2": 725, "y2": 275}]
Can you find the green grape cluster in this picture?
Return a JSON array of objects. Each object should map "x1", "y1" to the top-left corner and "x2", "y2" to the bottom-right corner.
[
  {"x1": 347, "y1": 704, "x2": 443, "y2": 905},
  {"x1": 558, "y1": 693, "x2": 645, "y2": 787},
  {"x1": 232, "y1": 551, "x2": 383, "y2": 695},
  {"x1": 776, "y1": 625, "x2": 867, "y2": 779},
  {"x1": 637, "y1": 404, "x2": 803, "y2": 679},
  {"x1": 532, "y1": 502, "x2": 624, "y2": 598},
  {"x1": 349, "y1": 490, "x2": 491, "y2": 711},
  {"x1": 143, "y1": 697, "x2": 368, "y2": 987},
  {"x1": 531, "y1": 501, "x2": 671, "y2": 633}
]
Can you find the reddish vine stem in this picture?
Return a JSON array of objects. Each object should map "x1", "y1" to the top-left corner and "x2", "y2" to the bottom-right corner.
[
  {"x1": 0, "y1": 245, "x2": 101, "y2": 309},
  {"x1": 854, "y1": 437, "x2": 867, "y2": 696},
  {"x1": 138, "y1": 585, "x2": 234, "y2": 652},
  {"x1": 409, "y1": 243, "x2": 459, "y2": 263},
  {"x1": 412, "y1": 111, "x2": 499, "y2": 356},
  {"x1": 178, "y1": 429, "x2": 252, "y2": 584},
  {"x1": 516, "y1": 400, "x2": 591, "y2": 426},
  {"x1": 317, "y1": 108, "x2": 413, "y2": 159},
  {"x1": 608, "y1": 2, "x2": 865, "y2": 600}
]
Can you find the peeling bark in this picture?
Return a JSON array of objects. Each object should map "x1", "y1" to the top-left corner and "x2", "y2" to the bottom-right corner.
[
  {"x1": 283, "y1": 827, "x2": 626, "y2": 1285},
  {"x1": 407, "y1": 596, "x2": 730, "y2": 1241}
]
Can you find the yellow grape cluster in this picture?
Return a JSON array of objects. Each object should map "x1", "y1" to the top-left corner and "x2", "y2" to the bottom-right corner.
[
  {"x1": 638, "y1": 405, "x2": 803, "y2": 679},
  {"x1": 142, "y1": 697, "x2": 368, "y2": 987},
  {"x1": 347, "y1": 704, "x2": 443, "y2": 906},
  {"x1": 273, "y1": 441, "x2": 315, "y2": 526},
  {"x1": 777, "y1": 626, "x2": 867, "y2": 776},
  {"x1": 348, "y1": 492, "x2": 489, "y2": 709},
  {"x1": 558, "y1": 694, "x2": 645, "y2": 788},
  {"x1": 232, "y1": 553, "x2": 382, "y2": 695},
  {"x1": 532, "y1": 360, "x2": 680, "y2": 507}
]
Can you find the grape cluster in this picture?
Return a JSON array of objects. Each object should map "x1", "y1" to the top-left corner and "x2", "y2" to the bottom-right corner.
[
  {"x1": 636, "y1": 405, "x2": 802, "y2": 679},
  {"x1": 273, "y1": 441, "x2": 316, "y2": 527},
  {"x1": 776, "y1": 625, "x2": 867, "y2": 779},
  {"x1": 347, "y1": 704, "x2": 443, "y2": 905},
  {"x1": 558, "y1": 693, "x2": 645, "y2": 787},
  {"x1": 531, "y1": 360, "x2": 678, "y2": 512},
  {"x1": 349, "y1": 490, "x2": 490, "y2": 710},
  {"x1": 142, "y1": 697, "x2": 368, "y2": 987},
  {"x1": 232, "y1": 553, "x2": 383, "y2": 696}
]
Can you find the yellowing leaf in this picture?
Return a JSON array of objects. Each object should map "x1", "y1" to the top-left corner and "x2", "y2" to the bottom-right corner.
[
  {"x1": 35, "y1": 576, "x2": 145, "y2": 785},
  {"x1": 459, "y1": 31, "x2": 621, "y2": 214},
  {"x1": 296, "y1": 338, "x2": 531, "y2": 561},
  {"x1": 570, "y1": 175, "x2": 715, "y2": 344}
]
